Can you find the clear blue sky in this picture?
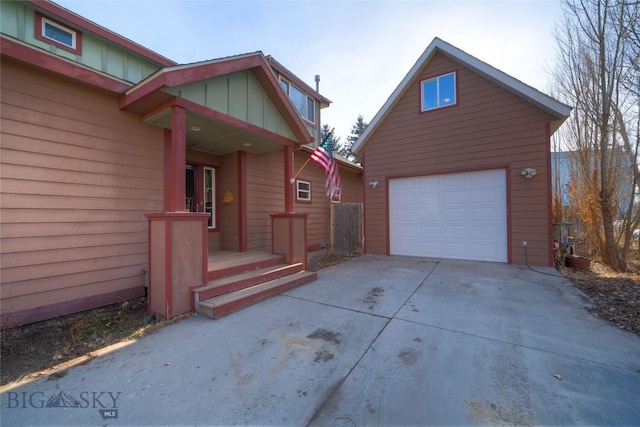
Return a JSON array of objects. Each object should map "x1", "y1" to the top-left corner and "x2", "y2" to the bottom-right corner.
[{"x1": 55, "y1": 0, "x2": 564, "y2": 143}]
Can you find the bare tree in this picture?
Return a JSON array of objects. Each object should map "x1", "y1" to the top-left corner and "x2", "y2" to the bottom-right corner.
[{"x1": 553, "y1": 0, "x2": 639, "y2": 271}]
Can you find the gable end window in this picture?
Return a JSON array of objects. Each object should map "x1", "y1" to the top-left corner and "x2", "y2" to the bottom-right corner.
[
  {"x1": 421, "y1": 72, "x2": 456, "y2": 111},
  {"x1": 35, "y1": 12, "x2": 82, "y2": 55},
  {"x1": 280, "y1": 78, "x2": 315, "y2": 123},
  {"x1": 296, "y1": 180, "x2": 311, "y2": 202}
]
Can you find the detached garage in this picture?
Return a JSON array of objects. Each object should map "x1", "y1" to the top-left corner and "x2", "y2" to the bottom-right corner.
[
  {"x1": 353, "y1": 38, "x2": 571, "y2": 267},
  {"x1": 389, "y1": 169, "x2": 507, "y2": 262}
]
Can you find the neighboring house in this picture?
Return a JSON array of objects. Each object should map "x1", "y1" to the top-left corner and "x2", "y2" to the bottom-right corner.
[
  {"x1": 551, "y1": 151, "x2": 572, "y2": 207},
  {"x1": 552, "y1": 150, "x2": 635, "y2": 218},
  {"x1": 1, "y1": 0, "x2": 362, "y2": 327},
  {"x1": 353, "y1": 38, "x2": 571, "y2": 267}
]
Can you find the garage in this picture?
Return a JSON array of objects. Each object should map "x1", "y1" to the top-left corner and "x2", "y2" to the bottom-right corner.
[{"x1": 389, "y1": 169, "x2": 507, "y2": 262}]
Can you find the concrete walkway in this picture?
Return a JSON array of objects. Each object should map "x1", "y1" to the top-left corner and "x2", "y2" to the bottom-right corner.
[{"x1": 2, "y1": 256, "x2": 639, "y2": 426}]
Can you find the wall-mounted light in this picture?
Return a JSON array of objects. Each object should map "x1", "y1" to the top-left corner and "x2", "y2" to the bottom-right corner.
[
  {"x1": 189, "y1": 126, "x2": 201, "y2": 132},
  {"x1": 369, "y1": 180, "x2": 379, "y2": 189},
  {"x1": 520, "y1": 168, "x2": 538, "y2": 179}
]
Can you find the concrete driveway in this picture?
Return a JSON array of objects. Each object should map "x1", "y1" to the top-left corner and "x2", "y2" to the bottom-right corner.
[{"x1": 2, "y1": 256, "x2": 639, "y2": 426}]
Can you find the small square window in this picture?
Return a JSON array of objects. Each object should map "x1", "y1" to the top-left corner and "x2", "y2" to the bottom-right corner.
[
  {"x1": 35, "y1": 12, "x2": 82, "y2": 55},
  {"x1": 296, "y1": 180, "x2": 311, "y2": 202},
  {"x1": 421, "y1": 72, "x2": 456, "y2": 111}
]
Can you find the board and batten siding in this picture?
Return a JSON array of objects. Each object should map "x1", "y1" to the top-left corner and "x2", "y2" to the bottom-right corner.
[
  {"x1": 0, "y1": 59, "x2": 164, "y2": 326},
  {"x1": 362, "y1": 52, "x2": 555, "y2": 266},
  {"x1": 0, "y1": 1, "x2": 163, "y2": 84}
]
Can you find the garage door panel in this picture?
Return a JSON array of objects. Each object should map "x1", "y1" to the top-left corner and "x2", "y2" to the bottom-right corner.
[
  {"x1": 473, "y1": 207, "x2": 501, "y2": 222},
  {"x1": 442, "y1": 174, "x2": 467, "y2": 188},
  {"x1": 418, "y1": 192, "x2": 440, "y2": 205},
  {"x1": 470, "y1": 225, "x2": 499, "y2": 240},
  {"x1": 419, "y1": 209, "x2": 441, "y2": 222},
  {"x1": 393, "y1": 224, "x2": 418, "y2": 238},
  {"x1": 443, "y1": 225, "x2": 467, "y2": 239},
  {"x1": 443, "y1": 242, "x2": 467, "y2": 257},
  {"x1": 389, "y1": 169, "x2": 507, "y2": 262},
  {"x1": 395, "y1": 193, "x2": 417, "y2": 207},
  {"x1": 469, "y1": 188, "x2": 499, "y2": 203},
  {"x1": 443, "y1": 208, "x2": 467, "y2": 222},
  {"x1": 419, "y1": 225, "x2": 441, "y2": 238},
  {"x1": 416, "y1": 241, "x2": 443, "y2": 256},
  {"x1": 443, "y1": 190, "x2": 467, "y2": 204},
  {"x1": 469, "y1": 244, "x2": 502, "y2": 261}
]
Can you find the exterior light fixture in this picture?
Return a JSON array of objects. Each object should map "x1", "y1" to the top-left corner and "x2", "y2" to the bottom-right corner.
[
  {"x1": 520, "y1": 168, "x2": 537, "y2": 179},
  {"x1": 243, "y1": 142, "x2": 253, "y2": 147},
  {"x1": 369, "y1": 180, "x2": 379, "y2": 189},
  {"x1": 189, "y1": 126, "x2": 201, "y2": 132}
]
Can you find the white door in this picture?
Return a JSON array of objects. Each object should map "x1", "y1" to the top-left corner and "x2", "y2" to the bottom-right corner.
[{"x1": 389, "y1": 169, "x2": 507, "y2": 262}]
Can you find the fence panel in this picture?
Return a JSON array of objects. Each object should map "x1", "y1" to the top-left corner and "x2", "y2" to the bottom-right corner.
[{"x1": 331, "y1": 203, "x2": 363, "y2": 256}]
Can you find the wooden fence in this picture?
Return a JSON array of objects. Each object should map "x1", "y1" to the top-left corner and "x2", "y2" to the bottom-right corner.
[{"x1": 331, "y1": 203, "x2": 363, "y2": 256}]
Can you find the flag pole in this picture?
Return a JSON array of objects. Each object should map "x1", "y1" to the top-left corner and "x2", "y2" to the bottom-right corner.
[
  {"x1": 293, "y1": 157, "x2": 312, "y2": 181},
  {"x1": 292, "y1": 128, "x2": 334, "y2": 181}
]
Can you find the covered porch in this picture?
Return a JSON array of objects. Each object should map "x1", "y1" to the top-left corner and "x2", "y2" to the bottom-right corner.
[{"x1": 119, "y1": 53, "x2": 321, "y2": 320}]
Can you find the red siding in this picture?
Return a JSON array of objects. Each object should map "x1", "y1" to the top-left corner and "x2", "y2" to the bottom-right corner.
[
  {"x1": 218, "y1": 152, "x2": 239, "y2": 251},
  {"x1": 0, "y1": 59, "x2": 164, "y2": 325},
  {"x1": 294, "y1": 152, "x2": 363, "y2": 251},
  {"x1": 245, "y1": 151, "x2": 285, "y2": 251},
  {"x1": 362, "y1": 52, "x2": 555, "y2": 266}
]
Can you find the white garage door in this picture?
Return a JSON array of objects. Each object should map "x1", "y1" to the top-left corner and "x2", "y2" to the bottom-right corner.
[{"x1": 389, "y1": 169, "x2": 507, "y2": 262}]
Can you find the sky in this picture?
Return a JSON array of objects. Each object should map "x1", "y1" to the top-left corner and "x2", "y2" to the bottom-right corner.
[{"x1": 55, "y1": 0, "x2": 565, "y2": 143}]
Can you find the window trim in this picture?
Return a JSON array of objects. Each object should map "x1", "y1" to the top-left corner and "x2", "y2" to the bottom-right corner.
[
  {"x1": 420, "y1": 71, "x2": 457, "y2": 112},
  {"x1": 279, "y1": 77, "x2": 315, "y2": 124},
  {"x1": 203, "y1": 166, "x2": 218, "y2": 230},
  {"x1": 34, "y1": 12, "x2": 83, "y2": 55},
  {"x1": 296, "y1": 179, "x2": 312, "y2": 203}
]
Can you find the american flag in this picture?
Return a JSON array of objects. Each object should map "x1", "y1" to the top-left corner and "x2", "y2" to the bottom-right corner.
[{"x1": 310, "y1": 130, "x2": 341, "y2": 199}]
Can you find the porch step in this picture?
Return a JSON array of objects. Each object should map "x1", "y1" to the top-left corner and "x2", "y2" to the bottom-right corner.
[
  {"x1": 208, "y1": 253, "x2": 286, "y2": 281},
  {"x1": 193, "y1": 263, "x2": 305, "y2": 302},
  {"x1": 196, "y1": 270, "x2": 317, "y2": 319}
]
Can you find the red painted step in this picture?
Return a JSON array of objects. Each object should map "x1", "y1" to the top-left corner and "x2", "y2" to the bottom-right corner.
[
  {"x1": 208, "y1": 254, "x2": 286, "y2": 281},
  {"x1": 193, "y1": 263, "x2": 305, "y2": 303},
  {"x1": 196, "y1": 271, "x2": 317, "y2": 319}
]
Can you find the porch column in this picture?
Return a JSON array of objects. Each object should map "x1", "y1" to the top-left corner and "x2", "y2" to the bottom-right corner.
[
  {"x1": 164, "y1": 105, "x2": 187, "y2": 212},
  {"x1": 284, "y1": 145, "x2": 294, "y2": 213}
]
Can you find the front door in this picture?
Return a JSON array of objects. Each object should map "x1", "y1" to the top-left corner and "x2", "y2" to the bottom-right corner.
[{"x1": 185, "y1": 164, "x2": 216, "y2": 230}]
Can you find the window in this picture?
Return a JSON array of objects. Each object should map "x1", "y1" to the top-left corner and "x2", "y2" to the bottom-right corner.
[
  {"x1": 280, "y1": 78, "x2": 315, "y2": 123},
  {"x1": 421, "y1": 72, "x2": 456, "y2": 111},
  {"x1": 35, "y1": 12, "x2": 82, "y2": 55},
  {"x1": 204, "y1": 167, "x2": 216, "y2": 228},
  {"x1": 296, "y1": 180, "x2": 311, "y2": 202}
]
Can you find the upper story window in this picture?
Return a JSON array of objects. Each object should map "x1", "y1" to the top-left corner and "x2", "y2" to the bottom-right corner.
[
  {"x1": 280, "y1": 78, "x2": 315, "y2": 123},
  {"x1": 421, "y1": 72, "x2": 456, "y2": 112},
  {"x1": 35, "y1": 12, "x2": 82, "y2": 55}
]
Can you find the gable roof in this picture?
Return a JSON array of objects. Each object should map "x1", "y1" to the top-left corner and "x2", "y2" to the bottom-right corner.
[
  {"x1": 120, "y1": 51, "x2": 314, "y2": 144},
  {"x1": 353, "y1": 37, "x2": 572, "y2": 154}
]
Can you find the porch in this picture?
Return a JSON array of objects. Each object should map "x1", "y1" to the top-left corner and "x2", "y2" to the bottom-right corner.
[{"x1": 194, "y1": 250, "x2": 317, "y2": 319}]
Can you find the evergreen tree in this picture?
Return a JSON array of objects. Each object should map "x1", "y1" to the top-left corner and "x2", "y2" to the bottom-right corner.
[
  {"x1": 337, "y1": 115, "x2": 367, "y2": 165},
  {"x1": 320, "y1": 124, "x2": 341, "y2": 149}
]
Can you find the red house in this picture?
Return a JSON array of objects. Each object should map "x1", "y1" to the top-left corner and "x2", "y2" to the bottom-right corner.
[
  {"x1": 0, "y1": 0, "x2": 362, "y2": 327},
  {"x1": 353, "y1": 38, "x2": 571, "y2": 267}
]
